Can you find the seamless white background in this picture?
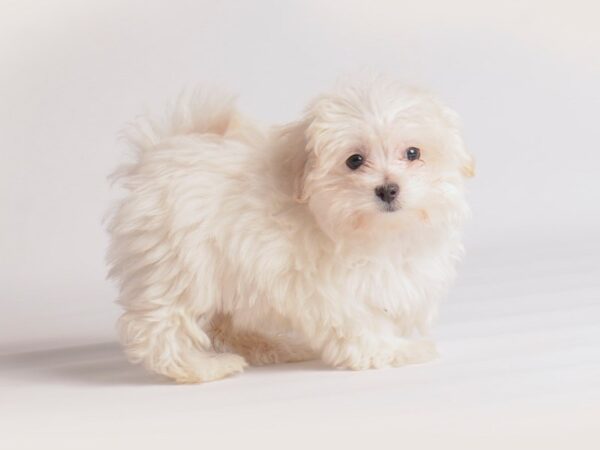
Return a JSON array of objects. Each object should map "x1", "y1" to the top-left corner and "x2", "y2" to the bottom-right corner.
[{"x1": 1, "y1": 1, "x2": 599, "y2": 448}]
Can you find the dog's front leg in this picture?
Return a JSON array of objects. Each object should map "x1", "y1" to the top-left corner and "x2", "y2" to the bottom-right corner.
[
  {"x1": 321, "y1": 333, "x2": 437, "y2": 370},
  {"x1": 309, "y1": 316, "x2": 438, "y2": 370}
]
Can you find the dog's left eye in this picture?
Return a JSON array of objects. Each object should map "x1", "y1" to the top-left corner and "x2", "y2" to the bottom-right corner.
[
  {"x1": 346, "y1": 154, "x2": 364, "y2": 170},
  {"x1": 405, "y1": 147, "x2": 421, "y2": 161}
]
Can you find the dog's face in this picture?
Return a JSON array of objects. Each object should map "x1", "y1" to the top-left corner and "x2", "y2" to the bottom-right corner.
[{"x1": 294, "y1": 80, "x2": 473, "y2": 240}]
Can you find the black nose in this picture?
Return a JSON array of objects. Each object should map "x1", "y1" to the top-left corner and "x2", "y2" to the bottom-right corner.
[{"x1": 374, "y1": 183, "x2": 399, "y2": 204}]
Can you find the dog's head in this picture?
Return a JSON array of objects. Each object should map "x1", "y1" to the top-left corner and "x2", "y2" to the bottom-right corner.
[{"x1": 287, "y1": 77, "x2": 473, "y2": 241}]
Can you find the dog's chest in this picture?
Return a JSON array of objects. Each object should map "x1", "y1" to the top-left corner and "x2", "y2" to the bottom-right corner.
[{"x1": 304, "y1": 243, "x2": 451, "y2": 314}]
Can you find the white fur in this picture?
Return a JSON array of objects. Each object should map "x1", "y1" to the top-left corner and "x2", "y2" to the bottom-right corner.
[{"x1": 107, "y1": 76, "x2": 473, "y2": 383}]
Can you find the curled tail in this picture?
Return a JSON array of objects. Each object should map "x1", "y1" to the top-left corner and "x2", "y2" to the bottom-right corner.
[{"x1": 119, "y1": 88, "x2": 240, "y2": 156}]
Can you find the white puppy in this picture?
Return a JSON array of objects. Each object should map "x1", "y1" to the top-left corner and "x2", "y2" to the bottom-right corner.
[{"x1": 107, "y1": 76, "x2": 473, "y2": 383}]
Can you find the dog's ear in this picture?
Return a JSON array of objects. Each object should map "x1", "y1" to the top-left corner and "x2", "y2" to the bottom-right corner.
[
  {"x1": 293, "y1": 154, "x2": 312, "y2": 203},
  {"x1": 461, "y1": 152, "x2": 476, "y2": 178},
  {"x1": 441, "y1": 105, "x2": 475, "y2": 178},
  {"x1": 278, "y1": 119, "x2": 314, "y2": 203}
]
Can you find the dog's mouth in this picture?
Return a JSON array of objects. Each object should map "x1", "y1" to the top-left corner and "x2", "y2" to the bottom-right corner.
[{"x1": 381, "y1": 202, "x2": 400, "y2": 213}]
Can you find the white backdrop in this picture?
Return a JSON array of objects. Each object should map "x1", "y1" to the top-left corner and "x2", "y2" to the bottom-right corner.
[{"x1": 1, "y1": 1, "x2": 599, "y2": 448}]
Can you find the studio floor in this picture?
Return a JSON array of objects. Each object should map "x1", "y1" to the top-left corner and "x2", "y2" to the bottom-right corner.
[{"x1": 2, "y1": 238, "x2": 599, "y2": 449}]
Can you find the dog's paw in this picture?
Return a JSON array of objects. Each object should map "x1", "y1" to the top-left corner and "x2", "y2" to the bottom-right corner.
[
  {"x1": 395, "y1": 339, "x2": 438, "y2": 365},
  {"x1": 152, "y1": 352, "x2": 248, "y2": 383},
  {"x1": 330, "y1": 339, "x2": 438, "y2": 370}
]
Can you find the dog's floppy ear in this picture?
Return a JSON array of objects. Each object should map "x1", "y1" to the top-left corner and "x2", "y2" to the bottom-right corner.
[
  {"x1": 461, "y1": 152, "x2": 476, "y2": 178},
  {"x1": 293, "y1": 154, "x2": 312, "y2": 203},
  {"x1": 278, "y1": 118, "x2": 314, "y2": 203},
  {"x1": 441, "y1": 105, "x2": 475, "y2": 178}
]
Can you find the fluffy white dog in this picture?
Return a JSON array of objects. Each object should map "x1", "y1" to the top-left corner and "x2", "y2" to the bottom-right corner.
[{"x1": 107, "y1": 76, "x2": 473, "y2": 383}]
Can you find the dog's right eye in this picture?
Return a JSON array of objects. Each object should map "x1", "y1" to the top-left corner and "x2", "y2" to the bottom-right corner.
[{"x1": 346, "y1": 154, "x2": 364, "y2": 170}]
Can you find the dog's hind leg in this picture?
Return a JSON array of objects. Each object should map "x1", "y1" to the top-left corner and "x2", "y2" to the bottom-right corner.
[
  {"x1": 118, "y1": 307, "x2": 247, "y2": 383},
  {"x1": 108, "y1": 204, "x2": 247, "y2": 383}
]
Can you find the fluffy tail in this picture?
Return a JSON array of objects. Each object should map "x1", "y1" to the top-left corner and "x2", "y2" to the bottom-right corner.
[
  {"x1": 109, "y1": 88, "x2": 241, "y2": 184},
  {"x1": 123, "y1": 88, "x2": 238, "y2": 149}
]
